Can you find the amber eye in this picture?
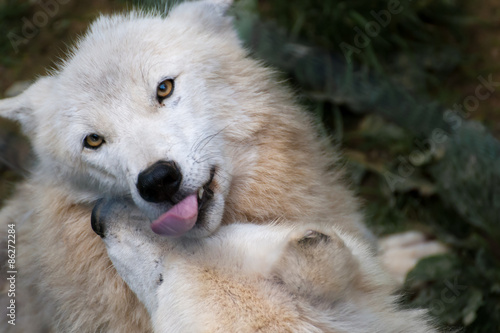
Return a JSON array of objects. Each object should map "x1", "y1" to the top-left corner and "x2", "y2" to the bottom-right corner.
[
  {"x1": 156, "y1": 79, "x2": 174, "y2": 102},
  {"x1": 84, "y1": 134, "x2": 104, "y2": 149}
]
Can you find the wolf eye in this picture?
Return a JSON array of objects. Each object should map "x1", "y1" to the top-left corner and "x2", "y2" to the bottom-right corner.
[
  {"x1": 84, "y1": 134, "x2": 104, "y2": 149},
  {"x1": 156, "y1": 79, "x2": 174, "y2": 102}
]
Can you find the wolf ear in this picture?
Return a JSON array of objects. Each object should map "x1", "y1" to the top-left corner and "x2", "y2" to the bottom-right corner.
[
  {"x1": 171, "y1": 0, "x2": 234, "y2": 32},
  {"x1": 0, "y1": 77, "x2": 53, "y2": 135},
  {"x1": 202, "y1": 0, "x2": 233, "y2": 16}
]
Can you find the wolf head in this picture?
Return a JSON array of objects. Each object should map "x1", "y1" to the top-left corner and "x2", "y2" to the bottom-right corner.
[{"x1": 0, "y1": 0, "x2": 265, "y2": 238}]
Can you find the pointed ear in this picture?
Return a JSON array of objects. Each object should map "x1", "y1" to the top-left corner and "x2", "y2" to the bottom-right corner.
[
  {"x1": 203, "y1": 0, "x2": 233, "y2": 16},
  {"x1": 170, "y1": 0, "x2": 234, "y2": 32},
  {"x1": 0, "y1": 76, "x2": 53, "y2": 135}
]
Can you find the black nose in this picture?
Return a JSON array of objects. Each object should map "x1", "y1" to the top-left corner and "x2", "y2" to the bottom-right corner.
[{"x1": 136, "y1": 160, "x2": 182, "y2": 203}]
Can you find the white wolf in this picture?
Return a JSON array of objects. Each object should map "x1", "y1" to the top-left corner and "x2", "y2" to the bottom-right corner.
[
  {"x1": 92, "y1": 197, "x2": 436, "y2": 333},
  {"x1": 0, "y1": 0, "x2": 442, "y2": 331}
]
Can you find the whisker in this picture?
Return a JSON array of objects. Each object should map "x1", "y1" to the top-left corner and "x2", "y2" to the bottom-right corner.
[
  {"x1": 196, "y1": 126, "x2": 227, "y2": 153},
  {"x1": 192, "y1": 125, "x2": 230, "y2": 154}
]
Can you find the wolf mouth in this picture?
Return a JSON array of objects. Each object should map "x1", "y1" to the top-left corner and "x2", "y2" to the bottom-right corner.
[
  {"x1": 150, "y1": 166, "x2": 217, "y2": 236},
  {"x1": 195, "y1": 166, "x2": 216, "y2": 225}
]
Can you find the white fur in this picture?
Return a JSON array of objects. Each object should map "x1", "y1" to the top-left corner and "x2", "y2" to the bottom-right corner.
[{"x1": 99, "y1": 204, "x2": 437, "y2": 333}]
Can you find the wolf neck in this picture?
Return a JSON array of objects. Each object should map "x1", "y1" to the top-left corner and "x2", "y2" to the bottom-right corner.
[
  {"x1": 213, "y1": 54, "x2": 365, "y2": 236},
  {"x1": 222, "y1": 100, "x2": 363, "y2": 236}
]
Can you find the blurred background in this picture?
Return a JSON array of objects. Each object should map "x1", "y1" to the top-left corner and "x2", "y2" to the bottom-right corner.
[{"x1": 0, "y1": 0, "x2": 499, "y2": 331}]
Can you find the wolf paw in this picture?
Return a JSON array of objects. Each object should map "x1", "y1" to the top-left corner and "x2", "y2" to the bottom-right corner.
[
  {"x1": 273, "y1": 228, "x2": 358, "y2": 300},
  {"x1": 379, "y1": 231, "x2": 447, "y2": 284}
]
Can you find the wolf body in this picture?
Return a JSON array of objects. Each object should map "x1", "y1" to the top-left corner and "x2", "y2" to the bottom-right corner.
[
  {"x1": 93, "y1": 198, "x2": 436, "y2": 333},
  {"x1": 0, "y1": 0, "x2": 437, "y2": 331}
]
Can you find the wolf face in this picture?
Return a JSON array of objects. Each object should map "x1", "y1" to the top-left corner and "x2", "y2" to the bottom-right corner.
[{"x1": 0, "y1": 1, "x2": 253, "y2": 237}]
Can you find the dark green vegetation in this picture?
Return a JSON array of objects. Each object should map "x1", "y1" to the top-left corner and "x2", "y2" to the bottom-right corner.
[{"x1": 0, "y1": 0, "x2": 499, "y2": 331}]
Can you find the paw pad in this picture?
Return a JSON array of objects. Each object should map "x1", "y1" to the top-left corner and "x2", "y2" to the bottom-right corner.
[{"x1": 297, "y1": 230, "x2": 330, "y2": 246}]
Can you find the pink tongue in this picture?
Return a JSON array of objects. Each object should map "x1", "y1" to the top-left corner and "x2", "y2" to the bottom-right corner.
[{"x1": 151, "y1": 194, "x2": 198, "y2": 237}]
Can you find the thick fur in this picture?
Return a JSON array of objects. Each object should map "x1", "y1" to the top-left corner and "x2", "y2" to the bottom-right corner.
[
  {"x1": 0, "y1": 0, "x2": 431, "y2": 331},
  {"x1": 95, "y1": 198, "x2": 436, "y2": 333}
]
